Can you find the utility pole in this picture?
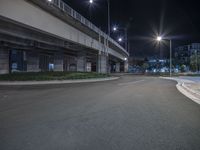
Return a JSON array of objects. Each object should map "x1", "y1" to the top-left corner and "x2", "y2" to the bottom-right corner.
[
  {"x1": 107, "y1": 0, "x2": 110, "y2": 36},
  {"x1": 170, "y1": 40, "x2": 172, "y2": 77},
  {"x1": 196, "y1": 50, "x2": 198, "y2": 72}
]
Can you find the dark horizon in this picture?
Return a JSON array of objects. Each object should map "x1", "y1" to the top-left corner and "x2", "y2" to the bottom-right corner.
[{"x1": 63, "y1": 0, "x2": 200, "y2": 58}]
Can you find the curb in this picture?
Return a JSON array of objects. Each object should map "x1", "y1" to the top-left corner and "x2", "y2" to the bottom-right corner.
[
  {"x1": 182, "y1": 83, "x2": 200, "y2": 96},
  {"x1": 176, "y1": 83, "x2": 200, "y2": 105},
  {"x1": 160, "y1": 77, "x2": 200, "y2": 105},
  {"x1": 0, "y1": 77, "x2": 120, "y2": 86}
]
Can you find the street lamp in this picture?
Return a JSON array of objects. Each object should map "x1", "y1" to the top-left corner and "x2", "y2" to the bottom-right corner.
[
  {"x1": 118, "y1": 37, "x2": 123, "y2": 42},
  {"x1": 113, "y1": 26, "x2": 128, "y2": 52},
  {"x1": 157, "y1": 36, "x2": 172, "y2": 77},
  {"x1": 157, "y1": 36, "x2": 162, "y2": 42},
  {"x1": 113, "y1": 26, "x2": 117, "y2": 31},
  {"x1": 107, "y1": 0, "x2": 110, "y2": 36},
  {"x1": 88, "y1": 0, "x2": 110, "y2": 36}
]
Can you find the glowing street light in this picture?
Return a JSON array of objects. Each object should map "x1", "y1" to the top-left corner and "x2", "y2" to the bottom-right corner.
[
  {"x1": 88, "y1": 0, "x2": 110, "y2": 36},
  {"x1": 118, "y1": 37, "x2": 123, "y2": 42},
  {"x1": 47, "y1": 0, "x2": 52, "y2": 2},
  {"x1": 157, "y1": 36, "x2": 162, "y2": 42},
  {"x1": 156, "y1": 36, "x2": 172, "y2": 77},
  {"x1": 113, "y1": 26, "x2": 117, "y2": 31},
  {"x1": 113, "y1": 26, "x2": 128, "y2": 52}
]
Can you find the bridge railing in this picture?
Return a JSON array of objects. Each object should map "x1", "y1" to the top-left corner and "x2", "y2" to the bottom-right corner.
[{"x1": 51, "y1": 0, "x2": 128, "y2": 55}]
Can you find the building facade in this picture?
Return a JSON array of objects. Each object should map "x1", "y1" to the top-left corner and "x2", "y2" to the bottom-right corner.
[{"x1": 174, "y1": 43, "x2": 200, "y2": 66}]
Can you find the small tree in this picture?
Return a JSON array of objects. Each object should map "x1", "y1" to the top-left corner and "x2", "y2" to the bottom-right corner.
[
  {"x1": 142, "y1": 63, "x2": 149, "y2": 72},
  {"x1": 180, "y1": 65, "x2": 186, "y2": 72},
  {"x1": 190, "y1": 54, "x2": 200, "y2": 72}
]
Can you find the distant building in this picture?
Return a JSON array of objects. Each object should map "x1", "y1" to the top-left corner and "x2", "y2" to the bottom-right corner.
[{"x1": 174, "y1": 43, "x2": 200, "y2": 66}]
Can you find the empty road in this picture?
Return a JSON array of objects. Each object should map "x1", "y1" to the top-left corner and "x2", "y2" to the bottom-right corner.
[{"x1": 0, "y1": 75, "x2": 200, "y2": 150}]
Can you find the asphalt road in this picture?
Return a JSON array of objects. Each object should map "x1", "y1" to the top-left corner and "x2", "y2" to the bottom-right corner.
[{"x1": 0, "y1": 75, "x2": 200, "y2": 150}]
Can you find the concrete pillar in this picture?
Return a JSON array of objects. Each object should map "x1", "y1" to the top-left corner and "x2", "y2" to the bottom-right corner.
[
  {"x1": 124, "y1": 61, "x2": 129, "y2": 73},
  {"x1": 77, "y1": 52, "x2": 86, "y2": 72},
  {"x1": 98, "y1": 53, "x2": 108, "y2": 74},
  {"x1": 27, "y1": 52, "x2": 40, "y2": 72},
  {"x1": 0, "y1": 49, "x2": 9, "y2": 74},
  {"x1": 116, "y1": 62, "x2": 120, "y2": 73},
  {"x1": 54, "y1": 53, "x2": 64, "y2": 71}
]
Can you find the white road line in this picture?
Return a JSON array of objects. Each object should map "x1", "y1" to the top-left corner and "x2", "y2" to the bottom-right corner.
[{"x1": 118, "y1": 80, "x2": 145, "y2": 86}]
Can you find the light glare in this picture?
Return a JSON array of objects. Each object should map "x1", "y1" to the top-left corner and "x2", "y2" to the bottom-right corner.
[
  {"x1": 118, "y1": 37, "x2": 122, "y2": 42},
  {"x1": 113, "y1": 27, "x2": 117, "y2": 31},
  {"x1": 157, "y1": 36, "x2": 162, "y2": 41}
]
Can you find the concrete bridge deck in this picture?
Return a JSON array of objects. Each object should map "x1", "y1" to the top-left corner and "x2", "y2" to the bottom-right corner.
[{"x1": 0, "y1": 0, "x2": 129, "y2": 74}]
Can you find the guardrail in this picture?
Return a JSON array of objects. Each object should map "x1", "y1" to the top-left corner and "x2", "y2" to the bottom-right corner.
[{"x1": 50, "y1": 0, "x2": 128, "y2": 55}]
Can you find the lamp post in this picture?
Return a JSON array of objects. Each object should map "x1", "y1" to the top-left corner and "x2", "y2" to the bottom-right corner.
[
  {"x1": 88, "y1": 0, "x2": 93, "y2": 20},
  {"x1": 107, "y1": 0, "x2": 110, "y2": 36},
  {"x1": 157, "y1": 36, "x2": 172, "y2": 77},
  {"x1": 89, "y1": 0, "x2": 110, "y2": 36},
  {"x1": 113, "y1": 26, "x2": 128, "y2": 52}
]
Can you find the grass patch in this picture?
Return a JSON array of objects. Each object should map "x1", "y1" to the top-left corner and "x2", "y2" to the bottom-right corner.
[{"x1": 0, "y1": 72, "x2": 110, "y2": 81}]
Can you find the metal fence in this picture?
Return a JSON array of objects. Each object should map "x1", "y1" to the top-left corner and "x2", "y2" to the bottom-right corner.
[{"x1": 50, "y1": 0, "x2": 127, "y2": 54}]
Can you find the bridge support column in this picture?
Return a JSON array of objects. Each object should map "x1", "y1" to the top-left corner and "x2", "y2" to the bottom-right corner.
[
  {"x1": 54, "y1": 53, "x2": 64, "y2": 71},
  {"x1": 27, "y1": 52, "x2": 40, "y2": 72},
  {"x1": 124, "y1": 61, "x2": 129, "y2": 73},
  {"x1": 77, "y1": 52, "x2": 86, "y2": 72},
  {"x1": 0, "y1": 49, "x2": 9, "y2": 74},
  {"x1": 98, "y1": 53, "x2": 108, "y2": 74},
  {"x1": 116, "y1": 62, "x2": 120, "y2": 73}
]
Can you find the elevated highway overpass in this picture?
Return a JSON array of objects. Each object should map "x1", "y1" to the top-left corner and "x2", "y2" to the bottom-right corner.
[{"x1": 0, "y1": 0, "x2": 129, "y2": 74}]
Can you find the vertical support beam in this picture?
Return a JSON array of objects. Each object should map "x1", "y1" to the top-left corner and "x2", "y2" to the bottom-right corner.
[
  {"x1": 98, "y1": 52, "x2": 108, "y2": 74},
  {"x1": 170, "y1": 39, "x2": 172, "y2": 77},
  {"x1": 0, "y1": 49, "x2": 9, "y2": 74},
  {"x1": 107, "y1": 0, "x2": 110, "y2": 36},
  {"x1": 124, "y1": 60, "x2": 129, "y2": 73},
  {"x1": 54, "y1": 53, "x2": 64, "y2": 71},
  {"x1": 77, "y1": 52, "x2": 86, "y2": 72},
  {"x1": 27, "y1": 51, "x2": 40, "y2": 72}
]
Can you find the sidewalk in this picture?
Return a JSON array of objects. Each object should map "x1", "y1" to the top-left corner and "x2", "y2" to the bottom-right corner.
[
  {"x1": 161, "y1": 77, "x2": 200, "y2": 104},
  {"x1": 0, "y1": 77, "x2": 119, "y2": 86}
]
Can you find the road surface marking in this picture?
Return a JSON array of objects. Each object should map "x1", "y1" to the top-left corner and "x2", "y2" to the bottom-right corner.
[{"x1": 118, "y1": 80, "x2": 145, "y2": 86}]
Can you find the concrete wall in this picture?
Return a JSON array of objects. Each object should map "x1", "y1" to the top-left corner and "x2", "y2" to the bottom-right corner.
[{"x1": 0, "y1": 49, "x2": 9, "y2": 74}]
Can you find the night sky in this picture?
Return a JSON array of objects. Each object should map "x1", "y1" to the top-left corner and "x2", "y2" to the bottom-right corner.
[{"x1": 63, "y1": 0, "x2": 200, "y2": 58}]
